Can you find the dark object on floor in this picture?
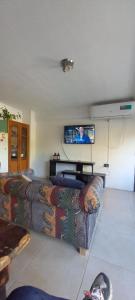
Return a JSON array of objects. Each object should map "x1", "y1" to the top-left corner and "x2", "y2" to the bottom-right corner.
[
  {"x1": 7, "y1": 286, "x2": 69, "y2": 300},
  {"x1": 86, "y1": 272, "x2": 112, "y2": 300},
  {"x1": 7, "y1": 273, "x2": 112, "y2": 300}
]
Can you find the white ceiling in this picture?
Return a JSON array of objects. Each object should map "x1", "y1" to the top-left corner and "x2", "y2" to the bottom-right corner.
[{"x1": 0, "y1": 0, "x2": 135, "y2": 114}]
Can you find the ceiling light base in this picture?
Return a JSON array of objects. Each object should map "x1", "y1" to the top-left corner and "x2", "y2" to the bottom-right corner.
[{"x1": 61, "y1": 58, "x2": 74, "y2": 72}]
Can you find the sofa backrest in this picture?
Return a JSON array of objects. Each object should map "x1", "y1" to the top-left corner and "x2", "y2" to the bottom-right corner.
[
  {"x1": 38, "y1": 184, "x2": 81, "y2": 210},
  {"x1": 0, "y1": 175, "x2": 103, "y2": 214},
  {"x1": 37, "y1": 176, "x2": 103, "y2": 213}
]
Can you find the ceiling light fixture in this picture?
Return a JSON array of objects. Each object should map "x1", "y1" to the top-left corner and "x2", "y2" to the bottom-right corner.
[{"x1": 61, "y1": 58, "x2": 74, "y2": 72}]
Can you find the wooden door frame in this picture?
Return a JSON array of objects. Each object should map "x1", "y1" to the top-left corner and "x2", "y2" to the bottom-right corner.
[{"x1": 8, "y1": 120, "x2": 29, "y2": 172}]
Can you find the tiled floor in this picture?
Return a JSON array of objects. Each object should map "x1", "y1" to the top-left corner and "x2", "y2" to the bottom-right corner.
[{"x1": 7, "y1": 188, "x2": 135, "y2": 300}]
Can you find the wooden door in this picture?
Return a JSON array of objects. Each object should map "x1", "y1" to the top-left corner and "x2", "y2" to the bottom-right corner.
[
  {"x1": 8, "y1": 120, "x2": 29, "y2": 172},
  {"x1": 8, "y1": 120, "x2": 19, "y2": 172},
  {"x1": 19, "y1": 123, "x2": 29, "y2": 171}
]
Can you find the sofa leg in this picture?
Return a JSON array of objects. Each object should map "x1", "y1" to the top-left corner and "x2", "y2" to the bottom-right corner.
[{"x1": 79, "y1": 247, "x2": 88, "y2": 256}]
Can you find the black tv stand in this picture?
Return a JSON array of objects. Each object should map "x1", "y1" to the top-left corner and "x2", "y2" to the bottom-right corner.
[
  {"x1": 61, "y1": 170, "x2": 106, "y2": 188},
  {"x1": 50, "y1": 159, "x2": 95, "y2": 176},
  {"x1": 50, "y1": 159, "x2": 106, "y2": 187}
]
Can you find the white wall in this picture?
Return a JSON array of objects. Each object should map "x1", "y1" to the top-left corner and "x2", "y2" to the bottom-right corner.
[
  {"x1": 32, "y1": 113, "x2": 135, "y2": 191},
  {"x1": 30, "y1": 110, "x2": 37, "y2": 170},
  {"x1": 0, "y1": 133, "x2": 8, "y2": 172},
  {"x1": 1, "y1": 102, "x2": 135, "y2": 191}
]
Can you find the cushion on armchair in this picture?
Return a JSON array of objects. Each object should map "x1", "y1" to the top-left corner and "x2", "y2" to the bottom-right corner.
[{"x1": 50, "y1": 175, "x2": 85, "y2": 189}]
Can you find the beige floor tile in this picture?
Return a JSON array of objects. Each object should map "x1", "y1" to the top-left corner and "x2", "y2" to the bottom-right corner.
[
  {"x1": 91, "y1": 189, "x2": 135, "y2": 272},
  {"x1": 77, "y1": 256, "x2": 135, "y2": 300}
]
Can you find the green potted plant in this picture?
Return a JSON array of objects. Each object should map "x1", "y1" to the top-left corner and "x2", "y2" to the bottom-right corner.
[{"x1": 0, "y1": 106, "x2": 22, "y2": 120}]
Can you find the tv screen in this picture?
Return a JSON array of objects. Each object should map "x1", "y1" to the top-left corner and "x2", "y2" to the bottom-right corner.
[{"x1": 64, "y1": 125, "x2": 95, "y2": 144}]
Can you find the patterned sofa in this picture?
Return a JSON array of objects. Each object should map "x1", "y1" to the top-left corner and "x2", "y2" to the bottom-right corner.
[{"x1": 0, "y1": 175, "x2": 103, "y2": 254}]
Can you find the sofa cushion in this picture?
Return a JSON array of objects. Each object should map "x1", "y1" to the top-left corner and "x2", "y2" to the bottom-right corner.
[{"x1": 50, "y1": 176, "x2": 85, "y2": 189}]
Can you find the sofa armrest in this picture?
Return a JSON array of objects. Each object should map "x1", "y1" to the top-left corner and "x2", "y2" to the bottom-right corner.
[
  {"x1": 0, "y1": 176, "x2": 30, "y2": 197},
  {"x1": 79, "y1": 176, "x2": 103, "y2": 213}
]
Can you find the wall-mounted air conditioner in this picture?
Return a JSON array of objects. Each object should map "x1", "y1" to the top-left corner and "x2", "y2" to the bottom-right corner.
[{"x1": 90, "y1": 101, "x2": 135, "y2": 119}]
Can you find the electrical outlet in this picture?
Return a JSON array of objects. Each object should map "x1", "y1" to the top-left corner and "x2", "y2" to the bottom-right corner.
[{"x1": 104, "y1": 163, "x2": 109, "y2": 168}]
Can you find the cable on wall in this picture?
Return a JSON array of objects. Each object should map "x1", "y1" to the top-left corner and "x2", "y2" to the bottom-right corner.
[
  {"x1": 61, "y1": 141, "x2": 70, "y2": 160},
  {"x1": 106, "y1": 119, "x2": 110, "y2": 164},
  {"x1": 91, "y1": 143, "x2": 93, "y2": 162}
]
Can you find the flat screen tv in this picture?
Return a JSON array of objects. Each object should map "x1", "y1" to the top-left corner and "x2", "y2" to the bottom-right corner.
[{"x1": 64, "y1": 125, "x2": 95, "y2": 144}]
